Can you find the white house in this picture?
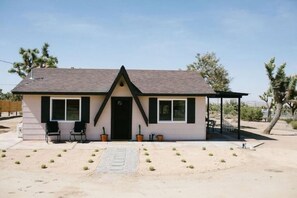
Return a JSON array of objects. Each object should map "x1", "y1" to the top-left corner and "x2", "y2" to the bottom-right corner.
[{"x1": 12, "y1": 66, "x2": 215, "y2": 141}]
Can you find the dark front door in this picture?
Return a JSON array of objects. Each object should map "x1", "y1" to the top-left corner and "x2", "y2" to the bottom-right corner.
[{"x1": 111, "y1": 97, "x2": 132, "y2": 140}]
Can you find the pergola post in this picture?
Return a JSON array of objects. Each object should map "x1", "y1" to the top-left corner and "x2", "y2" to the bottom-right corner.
[
  {"x1": 237, "y1": 97, "x2": 241, "y2": 139},
  {"x1": 220, "y1": 97, "x2": 223, "y2": 134},
  {"x1": 207, "y1": 97, "x2": 210, "y2": 132}
]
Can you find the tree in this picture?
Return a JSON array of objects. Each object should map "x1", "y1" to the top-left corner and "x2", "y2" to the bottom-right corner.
[
  {"x1": 286, "y1": 96, "x2": 297, "y2": 117},
  {"x1": 35, "y1": 43, "x2": 59, "y2": 68},
  {"x1": 259, "y1": 88, "x2": 274, "y2": 121},
  {"x1": 187, "y1": 52, "x2": 231, "y2": 91},
  {"x1": 9, "y1": 43, "x2": 58, "y2": 78},
  {"x1": 0, "y1": 90, "x2": 22, "y2": 101},
  {"x1": 263, "y1": 58, "x2": 297, "y2": 134}
]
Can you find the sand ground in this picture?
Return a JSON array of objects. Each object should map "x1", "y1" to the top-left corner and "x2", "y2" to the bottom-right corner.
[{"x1": 0, "y1": 117, "x2": 297, "y2": 198}]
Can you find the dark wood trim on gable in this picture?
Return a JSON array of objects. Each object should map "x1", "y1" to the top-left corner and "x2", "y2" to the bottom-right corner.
[{"x1": 94, "y1": 66, "x2": 149, "y2": 126}]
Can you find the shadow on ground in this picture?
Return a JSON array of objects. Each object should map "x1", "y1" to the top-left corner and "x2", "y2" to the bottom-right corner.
[
  {"x1": 0, "y1": 116, "x2": 21, "y2": 121},
  {"x1": 0, "y1": 125, "x2": 10, "y2": 134},
  {"x1": 207, "y1": 128, "x2": 277, "y2": 141}
]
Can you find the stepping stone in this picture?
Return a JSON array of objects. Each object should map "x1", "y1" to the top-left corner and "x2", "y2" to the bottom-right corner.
[
  {"x1": 96, "y1": 147, "x2": 139, "y2": 173},
  {"x1": 111, "y1": 162, "x2": 125, "y2": 166}
]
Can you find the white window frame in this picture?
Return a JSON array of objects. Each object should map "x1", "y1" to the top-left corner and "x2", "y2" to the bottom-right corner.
[
  {"x1": 50, "y1": 97, "x2": 81, "y2": 122},
  {"x1": 157, "y1": 99, "x2": 187, "y2": 123}
]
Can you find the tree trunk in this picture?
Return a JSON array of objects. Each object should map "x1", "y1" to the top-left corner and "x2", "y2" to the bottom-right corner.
[
  {"x1": 264, "y1": 103, "x2": 283, "y2": 134},
  {"x1": 292, "y1": 108, "x2": 296, "y2": 117},
  {"x1": 267, "y1": 107, "x2": 271, "y2": 122}
]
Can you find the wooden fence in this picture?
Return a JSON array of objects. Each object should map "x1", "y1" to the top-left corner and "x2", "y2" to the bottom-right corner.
[{"x1": 0, "y1": 100, "x2": 22, "y2": 116}]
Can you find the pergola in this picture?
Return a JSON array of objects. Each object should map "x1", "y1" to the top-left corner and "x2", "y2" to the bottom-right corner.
[{"x1": 207, "y1": 91, "x2": 248, "y2": 139}]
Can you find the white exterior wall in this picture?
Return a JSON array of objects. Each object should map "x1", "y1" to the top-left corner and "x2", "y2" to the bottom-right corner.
[
  {"x1": 22, "y1": 78, "x2": 206, "y2": 141},
  {"x1": 134, "y1": 96, "x2": 206, "y2": 140},
  {"x1": 22, "y1": 95, "x2": 104, "y2": 140},
  {"x1": 22, "y1": 95, "x2": 44, "y2": 140}
]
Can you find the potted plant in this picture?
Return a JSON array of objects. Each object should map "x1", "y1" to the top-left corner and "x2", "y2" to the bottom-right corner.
[
  {"x1": 100, "y1": 127, "x2": 108, "y2": 142},
  {"x1": 156, "y1": 134, "x2": 163, "y2": 141},
  {"x1": 136, "y1": 124, "x2": 143, "y2": 142}
]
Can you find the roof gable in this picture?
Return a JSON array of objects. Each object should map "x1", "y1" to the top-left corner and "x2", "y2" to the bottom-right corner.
[{"x1": 93, "y1": 66, "x2": 148, "y2": 126}]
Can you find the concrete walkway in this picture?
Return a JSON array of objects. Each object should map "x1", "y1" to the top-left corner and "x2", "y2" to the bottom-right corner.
[
  {"x1": 96, "y1": 147, "x2": 139, "y2": 173},
  {"x1": 0, "y1": 132, "x2": 22, "y2": 150}
]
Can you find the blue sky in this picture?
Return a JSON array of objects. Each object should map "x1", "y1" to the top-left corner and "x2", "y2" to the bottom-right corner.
[{"x1": 0, "y1": 0, "x2": 296, "y2": 102}]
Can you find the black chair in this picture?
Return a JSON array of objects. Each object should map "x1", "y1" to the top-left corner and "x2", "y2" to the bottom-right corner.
[
  {"x1": 69, "y1": 121, "x2": 87, "y2": 142},
  {"x1": 206, "y1": 118, "x2": 216, "y2": 132},
  {"x1": 45, "y1": 121, "x2": 61, "y2": 143}
]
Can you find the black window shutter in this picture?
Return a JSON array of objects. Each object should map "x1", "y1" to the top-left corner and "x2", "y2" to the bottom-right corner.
[
  {"x1": 81, "y1": 97, "x2": 90, "y2": 123},
  {"x1": 149, "y1": 98, "x2": 157, "y2": 124},
  {"x1": 41, "y1": 96, "x2": 50, "y2": 123},
  {"x1": 187, "y1": 98, "x2": 195, "y2": 123}
]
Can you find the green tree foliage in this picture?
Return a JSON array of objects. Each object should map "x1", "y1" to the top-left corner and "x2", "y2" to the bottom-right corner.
[
  {"x1": 187, "y1": 52, "x2": 231, "y2": 91},
  {"x1": 286, "y1": 93, "x2": 297, "y2": 117},
  {"x1": 8, "y1": 43, "x2": 58, "y2": 78},
  {"x1": 241, "y1": 106, "x2": 263, "y2": 121},
  {"x1": 263, "y1": 58, "x2": 297, "y2": 134},
  {"x1": 0, "y1": 89, "x2": 22, "y2": 101}
]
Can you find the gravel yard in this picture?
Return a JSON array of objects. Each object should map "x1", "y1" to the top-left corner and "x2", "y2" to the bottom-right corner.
[{"x1": 0, "y1": 117, "x2": 297, "y2": 198}]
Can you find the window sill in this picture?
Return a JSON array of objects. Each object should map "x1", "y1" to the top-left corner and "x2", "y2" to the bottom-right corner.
[
  {"x1": 158, "y1": 121, "x2": 187, "y2": 124},
  {"x1": 50, "y1": 120, "x2": 81, "y2": 123}
]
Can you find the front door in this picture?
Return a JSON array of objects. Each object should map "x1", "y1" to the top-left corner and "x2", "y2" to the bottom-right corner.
[{"x1": 111, "y1": 97, "x2": 132, "y2": 140}]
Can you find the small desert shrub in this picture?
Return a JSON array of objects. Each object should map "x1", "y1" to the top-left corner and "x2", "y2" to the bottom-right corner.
[
  {"x1": 181, "y1": 159, "x2": 187, "y2": 163},
  {"x1": 94, "y1": 149, "x2": 99, "y2": 152},
  {"x1": 291, "y1": 121, "x2": 297, "y2": 129},
  {"x1": 63, "y1": 149, "x2": 67, "y2": 152},
  {"x1": 176, "y1": 152, "x2": 181, "y2": 156},
  {"x1": 233, "y1": 153, "x2": 237, "y2": 157},
  {"x1": 202, "y1": 147, "x2": 206, "y2": 150},
  {"x1": 41, "y1": 164, "x2": 47, "y2": 169},
  {"x1": 25, "y1": 155, "x2": 30, "y2": 158},
  {"x1": 230, "y1": 147, "x2": 234, "y2": 150},
  {"x1": 91, "y1": 154, "x2": 96, "y2": 157},
  {"x1": 172, "y1": 148, "x2": 176, "y2": 151},
  {"x1": 1, "y1": 154, "x2": 6, "y2": 158},
  {"x1": 88, "y1": 159, "x2": 94, "y2": 163},
  {"x1": 144, "y1": 152, "x2": 149, "y2": 156},
  {"x1": 283, "y1": 118, "x2": 293, "y2": 124},
  {"x1": 149, "y1": 166, "x2": 155, "y2": 171},
  {"x1": 143, "y1": 148, "x2": 147, "y2": 151},
  {"x1": 50, "y1": 159, "x2": 55, "y2": 163},
  {"x1": 15, "y1": 161, "x2": 21, "y2": 164},
  {"x1": 208, "y1": 153, "x2": 213, "y2": 156},
  {"x1": 220, "y1": 159, "x2": 226, "y2": 163},
  {"x1": 2, "y1": 150, "x2": 6, "y2": 153},
  {"x1": 83, "y1": 166, "x2": 89, "y2": 170},
  {"x1": 146, "y1": 158, "x2": 151, "y2": 163},
  {"x1": 187, "y1": 165, "x2": 194, "y2": 169},
  {"x1": 57, "y1": 154, "x2": 62, "y2": 157},
  {"x1": 241, "y1": 106, "x2": 263, "y2": 121},
  {"x1": 33, "y1": 150, "x2": 37, "y2": 152}
]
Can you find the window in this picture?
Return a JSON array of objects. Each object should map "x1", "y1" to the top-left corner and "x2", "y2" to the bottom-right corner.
[
  {"x1": 158, "y1": 99, "x2": 186, "y2": 122},
  {"x1": 51, "y1": 98, "x2": 80, "y2": 121},
  {"x1": 159, "y1": 101, "x2": 172, "y2": 121},
  {"x1": 173, "y1": 100, "x2": 185, "y2": 121}
]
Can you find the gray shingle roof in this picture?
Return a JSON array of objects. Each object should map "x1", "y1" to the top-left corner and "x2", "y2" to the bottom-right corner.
[{"x1": 12, "y1": 68, "x2": 215, "y2": 95}]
